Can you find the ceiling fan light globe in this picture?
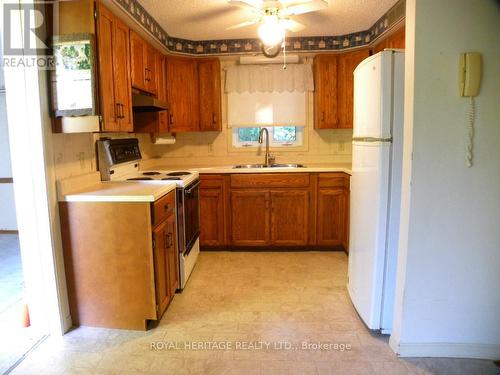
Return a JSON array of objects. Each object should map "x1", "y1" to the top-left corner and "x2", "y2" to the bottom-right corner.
[{"x1": 258, "y1": 21, "x2": 285, "y2": 46}]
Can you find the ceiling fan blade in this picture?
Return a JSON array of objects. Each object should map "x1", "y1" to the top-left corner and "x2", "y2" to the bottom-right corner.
[
  {"x1": 226, "y1": 20, "x2": 259, "y2": 30},
  {"x1": 228, "y1": 0, "x2": 264, "y2": 10},
  {"x1": 280, "y1": 0, "x2": 328, "y2": 16},
  {"x1": 282, "y1": 19, "x2": 306, "y2": 32}
]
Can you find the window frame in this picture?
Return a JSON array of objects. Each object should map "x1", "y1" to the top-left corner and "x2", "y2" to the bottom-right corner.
[{"x1": 231, "y1": 126, "x2": 304, "y2": 149}]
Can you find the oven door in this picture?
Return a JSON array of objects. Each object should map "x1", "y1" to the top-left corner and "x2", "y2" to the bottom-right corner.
[{"x1": 182, "y1": 179, "x2": 200, "y2": 255}]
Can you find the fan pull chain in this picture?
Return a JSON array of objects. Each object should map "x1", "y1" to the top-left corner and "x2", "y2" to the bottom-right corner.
[
  {"x1": 466, "y1": 96, "x2": 475, "y2": 168},
  {"x1": 283, "y1": 34, "x2": 287, "y2": 70}
]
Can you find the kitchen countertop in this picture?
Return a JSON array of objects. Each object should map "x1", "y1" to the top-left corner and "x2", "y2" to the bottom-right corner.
[
  {"x1": 57, "y1": 173, "x2": 177, "y2": 202},
  {"x1": 149, "y1": 163, "x2": 352, "y2": 175}
]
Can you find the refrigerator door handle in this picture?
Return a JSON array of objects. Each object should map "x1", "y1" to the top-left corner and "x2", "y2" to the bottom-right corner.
[{"x1": 352, "y1": 137, "x2": 393, "y2": 143}]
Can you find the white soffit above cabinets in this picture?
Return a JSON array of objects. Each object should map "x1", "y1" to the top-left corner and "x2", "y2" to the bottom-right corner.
[{"x1": 138, "y1": 0, "x2": 400, "y2": 41}]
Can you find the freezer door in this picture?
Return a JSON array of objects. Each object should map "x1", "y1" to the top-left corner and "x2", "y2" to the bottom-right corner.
[
  {"x1": 347, "y1": 141, "x2": 390, "y2": 329},
  {"x1": 353, "y1": 51, "x2": 393, "y2": 139}
]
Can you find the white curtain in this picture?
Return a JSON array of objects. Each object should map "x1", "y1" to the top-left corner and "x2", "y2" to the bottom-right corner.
[
  {"x1": 227, "y1": 91, "x2": 306, "y2": 128},
  {"x1": 225, "y1": 63, "x2": 314, "y2": 93}
]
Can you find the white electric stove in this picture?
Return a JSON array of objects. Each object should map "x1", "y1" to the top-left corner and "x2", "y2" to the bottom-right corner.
[{"x1": 96, "y1": 138, "x2": 200, "y2": 290}]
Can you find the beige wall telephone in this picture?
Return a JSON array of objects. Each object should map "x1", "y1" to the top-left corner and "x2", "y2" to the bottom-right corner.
[
  {"x1": 459, "y1": 52, "x2": 482, "y2": 97},
  {"x1": 459, "y1": 52, "x2": 482, "y2": 168}
]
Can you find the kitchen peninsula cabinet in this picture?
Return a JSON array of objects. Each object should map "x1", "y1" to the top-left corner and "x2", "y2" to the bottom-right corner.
[
  {"x1": 96, "y1": 3, "x2": 133, "y2": 132},
  {"x1": 60, "y1": 189, "x2": 178, "y2": 330}
]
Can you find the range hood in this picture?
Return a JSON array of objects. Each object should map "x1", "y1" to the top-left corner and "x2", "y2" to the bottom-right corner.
[{"x1": 132, "y1": 93, "x2": 168, "y2": 112}]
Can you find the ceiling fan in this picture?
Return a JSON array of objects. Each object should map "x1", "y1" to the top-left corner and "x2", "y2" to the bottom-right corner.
[{"x1": 227, "y1": 0, "x2": 329, "y2": 57}]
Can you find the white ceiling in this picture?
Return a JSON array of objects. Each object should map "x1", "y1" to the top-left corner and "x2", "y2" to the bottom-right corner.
[{"x1": 138, "y1": 0, "x2": 399, "y2": 41}]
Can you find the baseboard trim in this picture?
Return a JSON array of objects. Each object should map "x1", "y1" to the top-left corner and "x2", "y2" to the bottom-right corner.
[
  {"x1": 0, "y1": 230, "x2": 18, "y2": 234},
  {"x1": 392, "y1": 341, "x2": 500, "y2": 360}
]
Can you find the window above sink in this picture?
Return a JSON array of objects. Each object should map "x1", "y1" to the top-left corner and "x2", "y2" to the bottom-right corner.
[{"x1": 232, "y1": 126, "x2": 304, "y2": 148}]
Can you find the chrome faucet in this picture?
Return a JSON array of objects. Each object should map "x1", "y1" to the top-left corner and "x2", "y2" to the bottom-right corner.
[{"x1": 258, "y1": 128, "x2": 275, "y2": 166}]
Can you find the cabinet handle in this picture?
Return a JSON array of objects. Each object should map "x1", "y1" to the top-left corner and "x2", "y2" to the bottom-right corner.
[
  {"x1": 164, "y1": 232, "x2": 169, "y2": 249},
  {"x1": 120, "y1": 103, "x2": 125, "y2": 119},
  {"x1": 212, "y1": 114, "x2": 217, "y2": 126},
  {"x1": 115, "y1": 103, "x2": 120, "y2": 120},
  {"x1": 145, "y1": 68, "x2": 148, "y2": 82},
  {"x1": 168, "y1": 232, "x2": 173, "y2": 247},
  {"x1": 321, "y1": 111, "x2": 325, "y2": 122},
  {"x1": 169, "y1": 113, "x2": 174, "y2": 127},
  {"x1": 164, "y1": 204, "x2": 170, "y2": 212}
]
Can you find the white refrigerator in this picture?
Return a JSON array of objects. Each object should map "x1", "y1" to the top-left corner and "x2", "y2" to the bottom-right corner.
[{"x1": 347, "y1": 50, "x2": 405, "y2": 333}]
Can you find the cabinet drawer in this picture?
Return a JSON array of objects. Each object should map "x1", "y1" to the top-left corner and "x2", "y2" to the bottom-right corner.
[
  {"x1": 152, "y1": 190, "x2": 175, "y2": 226},
  {"x1": 318, "y1": 173, "x2": 349, "y2": 189},
  {"x1": 231, "y1": 173, "x2": 309, "y2": 188}
]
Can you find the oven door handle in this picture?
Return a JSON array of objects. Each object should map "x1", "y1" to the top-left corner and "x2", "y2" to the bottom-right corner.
[{"x1": 184, "y1": 180, "x2": 201, "y2": 195}]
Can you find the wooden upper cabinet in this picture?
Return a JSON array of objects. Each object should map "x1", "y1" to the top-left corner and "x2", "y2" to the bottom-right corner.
[
  {"x1": 96, "y1": 3, "x2": 132, "y2": 132},
  {"x1": 314, "y1": 54, "x2": 338, "y2": 129},
  {"x1": 337, "y1": 49, "x2": 370, "y2": 129},
  {"x1": 130, "y1": 31, "x2": 157, "y2": 95},
  {"x1": 156, "y1": 53, "x2": 167, "y2": 103},
  {"x1": 166, "y1": 56, "x2": 200, "y2": 132},
  {"x1": 373, "y1": 26, "x2": 405, "y2": 53},
  {"x1": 270, "y1": 190, "x2": 309, "y2": 246},
  {"x1": 198, "y1": 58, "x2": 222, "y2": 131}
]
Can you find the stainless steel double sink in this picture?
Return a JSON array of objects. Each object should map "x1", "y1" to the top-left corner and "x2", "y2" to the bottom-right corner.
[{"x1": 232, "y1": 163, "x2": 305, "y2": 169}]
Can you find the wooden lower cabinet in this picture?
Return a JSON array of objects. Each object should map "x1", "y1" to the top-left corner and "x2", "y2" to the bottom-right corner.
[
  {"x1": 231, "y1": 190, "x2": 270, "y2": 246},
  {"x1": 199, "y1": 172, "x2": 350, "y2": 251},
  {"x1": 317, "y1": 188, "x2": 346, "y2": 246},
  {"x1": 200, "y1": 175, "x2": 226, "y2": 246},
  {"x1": 270, "y1": 190, "x2": 309, "y2": 245},
  {"x1": 60, "y1": 190, "x2": 178, "y2": 330}
]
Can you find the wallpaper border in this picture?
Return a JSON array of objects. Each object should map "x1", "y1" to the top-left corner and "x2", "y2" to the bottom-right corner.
[{"x1": 113, "y1": 0, "x2": 405, "y2": 55}]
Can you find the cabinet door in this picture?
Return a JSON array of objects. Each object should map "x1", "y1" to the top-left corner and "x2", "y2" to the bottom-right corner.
[
  {"x1": 317, "y1": 188, "x2": 346, "y2": 246},
  {"x1": 270, "y1": 190, "x2": 309, "y2": 245},
  {"x1": 314, "y1": 55, "x2": 338, "y2": 129},
  {"x1": 96, "y1": 4, "x2": 119, "y2": 131},
  {"x1": 113, "y1": 18, "x2": 133, "y2": 131},
  {"x1": 130, "y1": 31, "x2": 146, "y2": 91},
  {"x1": 165, "y1": 214, "x2": 178, "y2": 295},
  {"x1": 145, "y1": 45, "x2": 157, "y2": 95},
  {"x1": 230, "y1": 191, "x2": 270, "y2": 246},
  {"x1": 200, "y1": 180, "x2": 225, "y2": 246},
  {"x1": 152, "y1": 219, "x2": 170, "y2": 318},
  {"x1": 337, "y1": 49, "x2": 370, "y2": 129},
  {"x1": 166, "y1": 56, "x2": 200, "y2": 132},
  {"x1": 156, "y1": 53, "x2": 167, "y2": 103},
  {"x1": 198, "y1": 58, "x2": 222, "y2": 131}
]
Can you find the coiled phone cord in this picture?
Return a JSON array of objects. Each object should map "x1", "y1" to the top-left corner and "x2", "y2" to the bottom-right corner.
[{"x1": 466, "y1": 96, "x2": 475, "y2": 168}]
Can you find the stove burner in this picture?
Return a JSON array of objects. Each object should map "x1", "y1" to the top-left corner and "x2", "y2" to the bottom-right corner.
[
  {"x1": 167, "y1": 171, "x2": 191, "y2": 177},
  {"x1": 143, "y1": 171, "x2": 161, "y2": 176},
  {"x1": 161, "y1": 177, "x2": 182, "y2": 181},
  {"x1": 127, "y1": 177, "x2": 153, "y2": 181}
]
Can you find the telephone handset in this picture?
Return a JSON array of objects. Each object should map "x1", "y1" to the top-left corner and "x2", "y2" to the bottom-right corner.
[
  {"x1": 459, "y1": 52, "x2": 482, "y2": 168},
  {"x1": 459, "y1": 52, "x2": 482, "y2": 97}
]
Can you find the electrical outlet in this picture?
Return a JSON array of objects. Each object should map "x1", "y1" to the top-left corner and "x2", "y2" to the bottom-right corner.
[
  {"x1": 77, "y1": 152, "x2": 85, "y2": 169},
  {"x1": 338, "y1": 141, "x2": 345, "y2": 152}
]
